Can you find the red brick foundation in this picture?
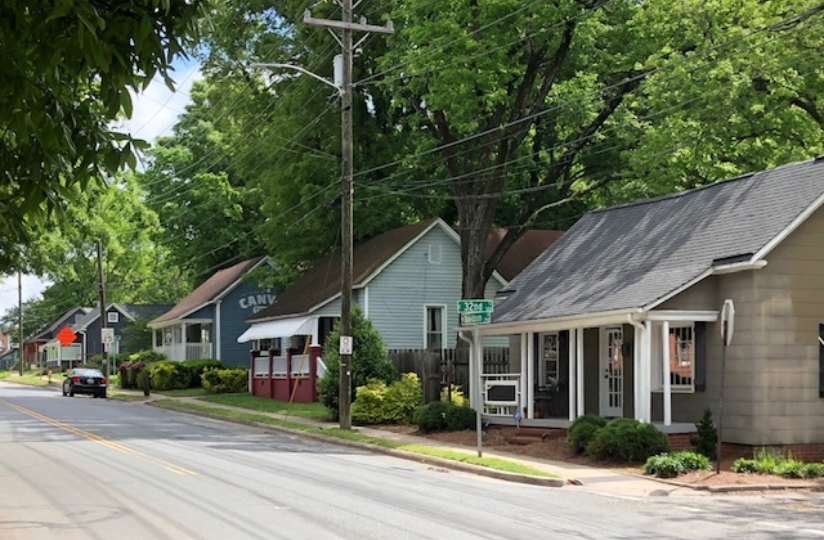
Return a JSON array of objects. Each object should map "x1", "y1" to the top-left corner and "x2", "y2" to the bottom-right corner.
[
  {"x1": 721, "y1": 443, "x2": 824, "y2": 463},
  {"x1": 667, "y1": 433, "x2": 694, "y2": 451}
]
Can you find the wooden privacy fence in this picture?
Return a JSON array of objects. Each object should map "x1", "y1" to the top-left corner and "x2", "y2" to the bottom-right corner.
[{"x1": 387, "y1": 347, "x2": 510, "y2": 403}]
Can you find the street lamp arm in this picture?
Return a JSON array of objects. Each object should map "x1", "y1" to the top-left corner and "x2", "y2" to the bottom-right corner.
[{"x1": 250, "y1": 63, "x2": 342, "y2": 95}]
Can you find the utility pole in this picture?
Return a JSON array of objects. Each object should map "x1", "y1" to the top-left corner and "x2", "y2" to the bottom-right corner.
[
  {"x1": 96, "y1": 240, "x2": 108, "y2": 377},
  {"x1": 303, "y1": 2, "x2": 393, "y2": 430},
  {"x1": 18, "y1": 271, "x2": 23, "y2": 376}
]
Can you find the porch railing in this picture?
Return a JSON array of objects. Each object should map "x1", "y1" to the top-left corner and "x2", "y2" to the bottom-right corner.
[
  {"x1": 252, "y1": 354, "x2": 317, "y2": 378},
  {"x1": 156, "y1": 343, "x2": 214, "y2": 361}
]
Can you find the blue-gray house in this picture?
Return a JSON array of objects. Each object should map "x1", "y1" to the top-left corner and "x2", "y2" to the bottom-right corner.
[
  {"x1": 238, "y1": 219, "x2": 560, "y2": 357},
  {"x1": 149, "y1": 257, "x2": 275, "y2": 366}
]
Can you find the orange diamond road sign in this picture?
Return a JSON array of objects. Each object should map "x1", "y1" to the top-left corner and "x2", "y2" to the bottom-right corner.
[{"x1": 56, "y1": 326, "x2": 77, "y2": 347}]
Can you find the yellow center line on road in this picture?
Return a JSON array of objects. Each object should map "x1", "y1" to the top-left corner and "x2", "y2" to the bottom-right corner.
[{"x1": 0, "y1": 398, "x2": 197, "y2": 476}]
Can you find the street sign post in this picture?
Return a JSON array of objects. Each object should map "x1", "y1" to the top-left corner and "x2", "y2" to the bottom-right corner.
[
  {"x1": 457, "y1": 299, "x2": 493, "y2": 314},
  {"x1": 460, "y1": 312, "x2": 491, "y2": 325},
  {"x1": 457, "y1": 299, "x2": 493, "y2": 326}
]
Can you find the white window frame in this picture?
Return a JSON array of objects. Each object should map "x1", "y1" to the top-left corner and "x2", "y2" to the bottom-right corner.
[
  {"x1": 424, "y1": 304, "x2": 446, "y2": 351},
  {"x1": 538, "y1": 332, "x2": 560, "y2": 389},
  {"x1": 107, "y1": 311, "x2": 119, "y2": 324},
  {"x1": 427, "y1": 244, "x2": 442, "y2": 264},
  {"x1": 254, "y1": 338, "x2": 282, "y2": 356},
  {"x1": 652, "y1": 323, "x2": 695, "y2": 393}
]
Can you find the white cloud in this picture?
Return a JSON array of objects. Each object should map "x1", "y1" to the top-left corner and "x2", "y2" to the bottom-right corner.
[
  {"x1": 0, "y1": 274, "x2": 51, "y2": 317},
  {"x1": 117, "y1": 60, "x2": 203, "y2": 146}
]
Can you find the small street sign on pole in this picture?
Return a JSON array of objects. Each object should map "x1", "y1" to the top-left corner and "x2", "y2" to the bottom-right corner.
[
  {"x1": 101, "y1": 328, "x2": 115, "y2": 345},
  {"x1": 457, "y1": 299, "x2": 493, "y2": 326}
]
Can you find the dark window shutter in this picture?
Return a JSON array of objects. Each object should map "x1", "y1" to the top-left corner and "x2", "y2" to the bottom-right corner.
[
  {"x1": 694, "y1": 322, "x2": 707, "y2": 392},
  {"x1": 559, "y1": 331, "x2": 569, "y2": 388},
  {"x1": 819, "y1": 324, "x2": 824, "y2": 398}
]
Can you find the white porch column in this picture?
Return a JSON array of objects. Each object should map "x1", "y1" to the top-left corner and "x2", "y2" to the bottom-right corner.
[
  {"x1": 311, "y1": 317, "x2": 320, "y2": 346},
  {"x1": 662, "y1": 321, "x2": 672, "y2": 426},
  {"x1": 568, "y1": 329, "x2": 577, "y2": 421},
  {"x1": 180, "y1": 322, "x2": 187, "y2": 362},
  {"x1": 520, "y1": 333, "x2": 528, "y2": 417},
  {"x1": 643, "y1": 320, "x2": 653, "y2": 423},
  {"x1": 152, "y1": 327, "x2": 157, "y2": 349},
  {"x1": 576, "y1": 328, "x2": 584, "y2": 416},
  {"x1": 526, "y1": 332, "x2": 534, "y2": 419},
  {"x1": 632, "y1": 323, "x2": 644, "y2": 421}
]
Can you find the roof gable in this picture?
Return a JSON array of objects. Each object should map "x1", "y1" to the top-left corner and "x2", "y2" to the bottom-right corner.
[
  {"x1": 29, "y1": 307, "x2": 91, "y2": 341},
  {"x1": 150, "y1": 257, "x2": 269, "y2": 325},
  {"x1": 249, "y1": 220, "x2": 442, "y2": 321},
  {"x1": 495, "y1": 158, "x2": 824, "y2": 324}
]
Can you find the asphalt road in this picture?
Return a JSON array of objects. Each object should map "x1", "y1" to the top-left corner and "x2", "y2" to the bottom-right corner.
[{"x1": 1, "y1": 382, "x2": 823, "y2": 540}]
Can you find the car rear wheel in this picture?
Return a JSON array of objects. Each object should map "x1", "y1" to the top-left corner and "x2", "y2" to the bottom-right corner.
[{"x1": 69, "y1": 391, "x2": 74, "y2": 397}]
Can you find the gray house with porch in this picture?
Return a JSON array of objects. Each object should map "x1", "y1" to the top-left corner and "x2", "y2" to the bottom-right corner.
[{"x1": 471, "y1": 158, "x2": 824, "y2": 453}]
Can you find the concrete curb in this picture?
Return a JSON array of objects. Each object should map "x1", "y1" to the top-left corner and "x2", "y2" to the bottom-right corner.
[
  {"x1": 148, "y1": 401, "x2": 565, "y2": 488},
  {"x1": 626, "y1": 471, "x2": 822, "y2": 493}
]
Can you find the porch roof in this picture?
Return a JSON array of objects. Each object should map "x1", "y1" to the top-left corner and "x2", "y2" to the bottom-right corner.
[
  {"x1": 492, "y1": 158, "x2": 824, "y2": 325},
  {"x1": 237, "y1": 316, "x2": 314, "y2": 343}
]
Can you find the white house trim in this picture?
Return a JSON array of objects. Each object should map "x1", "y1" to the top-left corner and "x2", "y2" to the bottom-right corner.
[
  {"x1": 215, "y1": 300, "x2": 222, "y2": 361},
  {"x1": 422, "y1": 304, "x2": 448, "y2": 351},
  {"x1": 476, "y1": 308, "x2": 642, "y2": 337},
  {"x1": 646, "y1": 310, "x2": 719, "y2": 322}
]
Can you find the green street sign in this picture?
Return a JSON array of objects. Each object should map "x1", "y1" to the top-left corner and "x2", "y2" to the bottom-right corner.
[
  {"x1": 460, "y1": 312, "x2": 491, "y2": 325},
  {"x1": 457, "y1": 299, "x2": 493, "y2": 314},
  {"x1": 115, "y1": 334, "x2": 121, "y2": 342}
]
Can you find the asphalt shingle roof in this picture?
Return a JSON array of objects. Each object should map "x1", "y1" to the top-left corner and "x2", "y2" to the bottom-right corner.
[{"x1": 494, "y1": 158, "x2": 824, "y2": 324}]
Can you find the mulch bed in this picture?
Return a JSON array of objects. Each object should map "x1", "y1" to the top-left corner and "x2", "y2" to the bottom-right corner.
[{"x1": 368, "y1": 424, "x2": 824, "y2": 490}]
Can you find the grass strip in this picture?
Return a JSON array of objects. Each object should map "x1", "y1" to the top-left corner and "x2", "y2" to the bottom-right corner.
[
  {"x1": 156, "y1": 388, "x2": 209, "y2": 397},
  {"x1": 156, "y1": 400, "x2": 555, "y2": 478},
  {"x1": 199, "y1": 393, "x2": 330, "y2": 420}
]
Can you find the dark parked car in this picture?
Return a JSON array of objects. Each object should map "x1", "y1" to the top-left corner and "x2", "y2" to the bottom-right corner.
[{"x1": 63, "y1": 368, "x2": 107, "y2": 398}]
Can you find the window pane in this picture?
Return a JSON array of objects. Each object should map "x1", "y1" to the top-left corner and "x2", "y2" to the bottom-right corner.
[{"x1": 669, "y1": 326, "x2": 694, "y2": 389}]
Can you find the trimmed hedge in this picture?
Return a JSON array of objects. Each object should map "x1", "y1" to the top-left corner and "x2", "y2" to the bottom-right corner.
[
  {"x1": 566, "y1": 414, "x2": 608, "y2": 454},
  {"x1": 585, "y1": 418, "x2": 669, "y2": 462},
  {"x1": 412, "y1": 401, "x2": 475, "y2": 433},
  {"x1": 148, "y1": 361, "x2": 192, "y2": 391},
  {"x1": 202, "y1": 368, "x2": 248, "y2": 394},
  {"x1": 181, "y1": 359, "x2": 222, "y2": 388},
  {"x1": 643, "y1": 451, "x2": 711, "y2": 478}
]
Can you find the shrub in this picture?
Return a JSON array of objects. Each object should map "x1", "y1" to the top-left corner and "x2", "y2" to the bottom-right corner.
[
  {"x1": 149, "y1": 362, "x2": 192, "y2": 391},
  {"x1": 440, "y1": 385, "x2": 467, "y2": 406},
  {"x1": 690, "y1": 408, "x2": 718, "y2": 460},
  {"x1": 351, "y1": 379, "x2": 389, "y2": 425},
  {"x1": 732, "y1": 458, "x2": 759, "y2": 473},
  {"x1": 412, "y1": 401, "x2": 450, "y2": 433},
  {"x1": 567, "y1": 414, "x2": 607, "y2": 454},
  {"x1": 128, "y1": 349, "x2": 168, "y2": 364},
  {"x1": 181, "y1": 359, "x2": 223, "y2": 387},
  {"x1": 776, "y1": 458, "x2": 807, "y2": 479},
  {"x1": 444, "y1": 404, "x2": 476, "y2": 431},
  {"x1": 119, "y1": 361, "x2": 146, "y2": 389},
  {"x1": 644, "y1": 450, "x2": 711, "y2": 479},
  {"x1": 383, "y1": 373, "x2": 423, "y2": 424},
  {"x1": 202, "y1": 368, "x2": 248, "y2": 394},
  {"x1": 585, "y1": 418, "x2": 669, "y2": 462},
  {"x1": 317, "y1": 307, "x2": 396, "y2": 419},
  {"x1": 803, "y1": 463, "x2": 824, "y2": 478}
]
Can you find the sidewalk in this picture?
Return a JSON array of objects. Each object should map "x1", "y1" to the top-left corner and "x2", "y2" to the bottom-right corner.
[{"x1": 114, "y1": 389, "x2": 705, "y2": 498}]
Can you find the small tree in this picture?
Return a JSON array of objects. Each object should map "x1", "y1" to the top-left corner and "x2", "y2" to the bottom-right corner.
[
  {"x1": 690, "y1": 408, "x2": 718, "y2": 460},
  {"x1": 318, "y1": 307, "x2": 395, "y2": 419}
]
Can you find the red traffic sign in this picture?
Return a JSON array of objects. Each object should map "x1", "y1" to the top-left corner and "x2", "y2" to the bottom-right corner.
[{"x1": 56, "y1": 326, "x2": 77, "y2": 347}]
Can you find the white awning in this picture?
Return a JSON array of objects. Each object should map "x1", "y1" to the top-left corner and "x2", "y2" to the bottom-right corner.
[{"x1": 237, "y1": 316, "x2": 314, "y2": 343}]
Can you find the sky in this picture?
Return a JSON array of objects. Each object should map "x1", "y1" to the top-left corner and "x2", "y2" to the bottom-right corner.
[{"x1": 0, "y1": 57, "x2": 203, "y2": 319}]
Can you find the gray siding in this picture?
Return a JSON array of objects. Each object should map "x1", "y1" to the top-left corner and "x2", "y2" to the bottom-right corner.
[
  {"x1": 364, "y1": 226, "x2": 504, "y2": 349},
  {"x1": 219, "y1": 282, "x2": 275, "y2": 367}
]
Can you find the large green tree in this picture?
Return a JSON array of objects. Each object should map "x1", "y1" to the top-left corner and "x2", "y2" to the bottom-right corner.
[
  {"x1": 0, "y1": 0, "x2": 206, "y2": 272},
  {"x1": 375, "y1": 0, "x2": 824, "y2": 298}
]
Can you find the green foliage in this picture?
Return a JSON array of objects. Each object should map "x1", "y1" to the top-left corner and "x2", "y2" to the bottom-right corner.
[
  {"x1": 383, "y1": 373, "x2": 424, "y2": 424},
  {"x1": 351, "y1": 373, "x2": 423, "y2": 425},
  {"x1": 318, "y1": 307, "x2": 396, "y2": 419},
  {"x1": 585, "y1": 418, "x2": 669, "y2": 462},
  {"x1": 643, "y1": 451, "x2": 711, "y2": 478},
  {"x1": 731, "y1": 448, "x2": 824, "y2": 479},
  {"x1": 440, "y1": 385, "x2": 468, "y2": 406},
  {"x1": 690, "y1": 408, "x2": 718, "y2": 460},
  {"x1": 566, "y1": 414, "x2": 608, "y2": 455},
  {"x1": 412, "y1": 401, "x2": 475, "y2": 433},
  {"x1": 412, "y1": 401, "x2": 450, "y2": 433},
  {"x1": 181, "y1": 359, "x2": 223, "y2": 388},
  {"x1": 202, "y1": 368, "x2": 248, "y2": 394},
  {"x1": 0, "y1": 0, "x2": 205, "y2": 271},
  {"x1": 149, "y1": 362, "x2": 192, "y2": 391},
  {"x1": 119, "y1": 317, "x2": 154, "y2": 354},
  {"x1": 129, "y1": 349, "x2": 168, "y2": 365}
]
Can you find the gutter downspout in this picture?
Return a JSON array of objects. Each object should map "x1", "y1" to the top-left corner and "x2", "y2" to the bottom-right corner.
[
  {"x1": 628, "y1": 316, "x2": 646, "y2": 422},
  {"x1": 215, "y1": 300, "x2": 222, "y2": 361},
  {"x1": 458, "y1": 329, "x2": 483, "y2": 458}
]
